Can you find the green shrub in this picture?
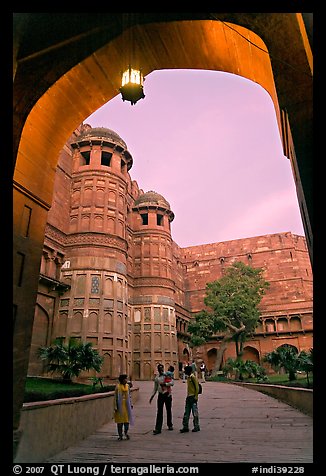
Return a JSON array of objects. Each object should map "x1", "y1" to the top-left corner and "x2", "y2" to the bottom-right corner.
[{"x1": 37, "y1": 338, "x2": 103, "y2": 383}]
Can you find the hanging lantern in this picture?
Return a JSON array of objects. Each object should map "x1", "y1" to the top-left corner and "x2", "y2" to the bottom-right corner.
[{"x1": 120, "y1": 66, "x2": 145, "y2": 105}]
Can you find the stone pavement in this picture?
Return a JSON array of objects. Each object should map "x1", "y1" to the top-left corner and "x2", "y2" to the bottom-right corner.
[{"x1": 46, "y1": 380, "x2": 313, "y2": 464}]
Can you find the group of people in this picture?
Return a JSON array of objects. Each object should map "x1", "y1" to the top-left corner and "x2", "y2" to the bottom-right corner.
[
  {"x1": 149, "y1": 363, "x2": 201, "y2": 435},
  {"x1": 113, "y1": 362, "x2": 201, "y2": 440},
  {"x1": 149, "y1": 364, "x2": 200, "y2": 435}
]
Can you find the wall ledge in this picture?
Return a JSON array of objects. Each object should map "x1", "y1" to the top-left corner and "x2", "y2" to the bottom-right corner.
[
  {"x1": 232, "y1": 382, "x2": 313, "y2": 416},
  {"x1": 15, "y1": 387, "x2": 139, "y2": 463}
]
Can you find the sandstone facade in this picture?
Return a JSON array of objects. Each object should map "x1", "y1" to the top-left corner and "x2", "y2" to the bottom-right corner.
[{"x1": 28, "y1": 126, "x2": 313, "y2": 380}]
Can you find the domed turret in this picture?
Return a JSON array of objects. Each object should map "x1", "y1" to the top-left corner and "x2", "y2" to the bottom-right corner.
[
  {"x1": 133, "y1": 190, "x2": 174, "y2": 222},
  {"x1": 71, "y1": 126, "x2": 132, "y2": 171},
  {"x1": 131, "y1": 189, "x2": 177, "y2": 379},
  {"x1": 73, "y1": 127, "x2": 128, "y2": 150},
  {"x1": 69, "y1": 126, "x2": 132, "y2": 237},
  {"x1": 59, "y1": 125, "x2": 132, "y2": 380},
  {"x1": 134, "y1": 190, "x2": 170, "y2": 208}
]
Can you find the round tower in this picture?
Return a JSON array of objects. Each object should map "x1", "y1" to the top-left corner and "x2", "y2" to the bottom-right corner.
[
  {"x1": 57, "y1": 126, "x2": 133, "y2": 379},
  {"x1": 131, "y1": 191, "x2": 178, "y2": 379}
]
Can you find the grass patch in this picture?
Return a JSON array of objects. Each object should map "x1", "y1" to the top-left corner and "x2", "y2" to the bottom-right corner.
[
  {"x1": 259, "y1": 373, "x2": 313, "y2": 388},
  {"x1": 206, "y1": 372, "x2": 313, "y2": 388},
  {"x1": 24, "y1": 377, "x2": 115, "y2": 403},
  {"x1": 207, "y1": 375, "x2": 229, "y2": 382}
]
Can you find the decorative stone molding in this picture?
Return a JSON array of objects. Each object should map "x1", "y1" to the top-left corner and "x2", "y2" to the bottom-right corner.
[
  {"x1": 65, "y1": 233, "x2": 127, "y2": 250},
  {"x1": 133, "y1": 277, "x2": 174, "y2": 288},
  {"x1": 44, "y1": 224, "x2": 67, "y2": 247}
]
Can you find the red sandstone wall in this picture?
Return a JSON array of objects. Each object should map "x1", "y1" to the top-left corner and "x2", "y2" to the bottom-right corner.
[
  {"x1": 46, "y1": 129, "x2": 82, "y2": 234},
  {"x1": 30, "y1": 126, "x2": 313, "y2": 378},
  {"x1": 175, "y1": 232, "x2": 312, "y2": 316}
]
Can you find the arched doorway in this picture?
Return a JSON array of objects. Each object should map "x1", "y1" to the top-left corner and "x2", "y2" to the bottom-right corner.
[
  {"x1": 182, "y1": 348, "x2": 190, "y2": 365},
  {"x1": 13, "y1": 14, "x2": 313, "y2": 453},
  {"x1": 207, "y1": 348, "x2": 218, "y2": 373}
]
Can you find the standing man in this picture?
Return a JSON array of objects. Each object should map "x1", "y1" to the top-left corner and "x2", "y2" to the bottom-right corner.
[
  {"x1": 180, "y1": 365, "x2": 200, "y2": 433},
  {"x1": 149, "y1": 363, "x2": 174, "y2": 434},
  {"x1": 200, "y1": 362, "x2": 206, "y2": 383},
  {"x1": 182, "y1": 363, "x2": 187, "y2": 383},
  {"x1": 191, "y1": 359, "x2": 197, "y2": 378}
]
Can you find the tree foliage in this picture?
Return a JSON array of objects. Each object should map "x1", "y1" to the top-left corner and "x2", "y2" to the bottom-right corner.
[
  {"x1": 38, "y1": 337, "x2": 103, "y2": 383},
  {"x1": 188, "y1": 261, "x2": 269, "y2": 371}
]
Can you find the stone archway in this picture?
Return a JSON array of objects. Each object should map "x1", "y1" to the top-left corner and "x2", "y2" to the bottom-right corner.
[
  {"x1": 13, "y1": 14, "x2": 313, "y2": 453},
  {"x1": 15, "y1": 20, "x2": 282, "y2": 205},
  {"x1": 13, "y1": 20, "x2": 281, "y2": 410}
]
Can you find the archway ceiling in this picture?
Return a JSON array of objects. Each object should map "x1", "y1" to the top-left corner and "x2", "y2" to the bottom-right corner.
[
  {"x1": 14, "y1": 14, "x2": 312, "y2": 219},
  {"x1": 14, "y1": 20, "x2": 277, "y2": 203},
  {"x1": 65, "y1": 19, "x2": 278, "y2": 129},
  {"x1": 14, "y1": 13, "x2": 312, "y2": 124}
]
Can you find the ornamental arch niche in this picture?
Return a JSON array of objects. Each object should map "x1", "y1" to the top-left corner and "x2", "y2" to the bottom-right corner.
[
  {"x1": 242, "y1": 345, "x2": 260, "y2": 364},
  {"x1": 277, "y1": 343, "x2": 299, "y2": 354},
  {"x1": 13, "y1": 13, "x2": 312, "y2": 453},
  {"x1": 182, "y1": 348, "x2": 190, "y2": 364},
  {"x1": 27, "y1": 303, "x2": 50, "y2": 376},
  {"x1": 207, "y1": 348, "x2": 218, "y2": 371}
]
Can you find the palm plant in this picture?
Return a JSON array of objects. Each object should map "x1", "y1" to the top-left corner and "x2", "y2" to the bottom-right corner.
[
  {"x1": 223, "y1": 357, "x2": 247, "y2": 380},
  {"x1": 243, "y1": 360, "x2": 268, "y2": 382},
  {"x1": 38, "y1": 337, "x2": 103, "y2": 383},
  {"x1": 264, "y1": 345, "x2": 299, "y2": 381},
  {"x1": 223, "y1": 357, "x2": 267, "y2": 382}
]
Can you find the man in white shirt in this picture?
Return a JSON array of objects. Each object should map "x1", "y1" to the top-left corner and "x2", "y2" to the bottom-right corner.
[{"x1": 149, "y1": 363, "x2": 174, "y2": 434}]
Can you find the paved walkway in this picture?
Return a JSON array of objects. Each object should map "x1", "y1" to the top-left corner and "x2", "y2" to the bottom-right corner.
[{"x1": 46, "y1": 380, "x2": 313, "y2": 464}]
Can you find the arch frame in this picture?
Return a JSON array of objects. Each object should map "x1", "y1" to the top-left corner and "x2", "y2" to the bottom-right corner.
[{"x1": 13, "y1": 13, "x2": 313, "y2": 457}]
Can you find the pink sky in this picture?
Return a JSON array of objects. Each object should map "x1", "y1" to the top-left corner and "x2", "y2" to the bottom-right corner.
[{"x1": 86, "y1": 69, "x2": 305, "y2": 248}]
